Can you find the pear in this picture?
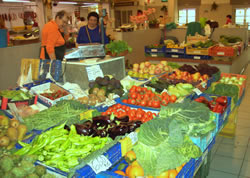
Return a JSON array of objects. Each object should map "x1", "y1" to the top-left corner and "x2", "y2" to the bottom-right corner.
[
  {"x1": 17, "y1": 124, "x2": 27, "y2": 141},
  {"x1": 10, "y1": 119, "x2": 20, "y2": 129},
  {"x1": 7, "y1": 127, "x2": 18, "y2": 141}
]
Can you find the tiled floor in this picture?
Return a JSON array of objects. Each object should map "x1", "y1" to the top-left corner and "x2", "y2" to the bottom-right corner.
[{"x1": 208, "y1": 65, "x2": 250, "y2": 178}]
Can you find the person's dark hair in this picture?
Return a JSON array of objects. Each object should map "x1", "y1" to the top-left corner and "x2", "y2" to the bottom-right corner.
[
  {"x1": 87, "y1": 12, "x2": 99, "y2": 23},
  {"x1": 226, "y1": 15, "x2": 232, "y2": 19},
  {"x1": 55, "y1": 10, "x2": 68, "y2": 19},
  {"x1": 80, "y1": 17, "x2": 85, "y2": 21},
  {"x1": 137, "y1": 10, "x2": 143, "y2": 15}
]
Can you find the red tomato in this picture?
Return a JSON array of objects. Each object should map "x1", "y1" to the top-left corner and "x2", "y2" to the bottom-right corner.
[
  {"x1": 130, "y1": 92, "x2": 138, "y2": 99},
  {"x1": 116, "y1": 104, "x2": 122, "y2": 109},
  {"x1": 127, "y1": 99, "x2": 132, "y2": 104},
  {"x1": 152, "y1": 113, "x2": 157, "y2": 117},
  {"x1": 136, "y1": 86, "x2": 142, "y2": 93},
  {"x1": 125, "y1": 106, "x2": 131, "y2": 112},
  {"x1": 129, "y1": 86, "x2": 137, "y2": 93},
  {"x1": 146, "y1": 111, "x2": 153, "y2": 118},
  {"x1": 148, "y1": 100, "x2": 153, "y2": 107},
  {"x1": 122, "y1": 99, "x2": 128, "y2": 103},
  {"x1": 101, "y1": 112, "x2": 106, "y2": 116},
  {"x1": 161, "y1": 99, "x2": 169, "y2": 106},
  {"x1": 170, "y1": 95, "x2": 177, "y2": 103},
  {"x1": 131, "y1": 99, "x2": 136, "y2": 105},
  {"x1": 140, "y1": 100, "x2": 147, "y2": 107},
  {"x1": 136, "y1": 112, "x2": 143, "y2": 120},
  {"x1": 150, "y1": 93, "x2": 155, "y2": 98},
  {"x1": 152, "y1": 101, "x2": 161, "y2": 108},
  {"x1": 106, "y1": 110, "x2": 112, "y2": 115},
  {"x1": 163, "y1": 95, "x2": 170, "y2": 102},
  {"x1": 141, "y1": 87, "x2": 148, "y2": 92},
  {"x1": 121, "y1": 105, "x2": 126, "y2": 110},
  {"x1": 162, "y1": 92, "x2": 168, "y2": 97},
  {"x1": 137, "y1": 108, "x2": 143, "y2": 113}
]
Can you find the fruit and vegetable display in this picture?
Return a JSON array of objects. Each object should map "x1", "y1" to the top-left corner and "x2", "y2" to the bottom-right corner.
[
  {"x1": 40, "y1": 90, "x2": 68, "y2": 100},
  {"x1": 0, "y1": 154, "x2": 55, "y2": 178},
  {"x1": 165, "y1": 40, "x2": 185, "y2": 49},
  {"x1": 0, "y1": 90, "x2": 33, "y2": 101},
  {"x1": 15, "y1": 123, "x2": 111, "y2": 172},
  {"x1": 79, "y1": 76, "x2": 124, "y2": 106},
  {"x1": 188, "y1": 40, "x2": 215, "y2": 48},
  {"x1": 146, "y1": 44, "x2": 165, "y2": 49},
  {"x1": 23, "y1": 100, "x2": 100, "y2": 131},
  {"x1": 219, "y1": 35, "x2": 242, "y2": 45},
  {"x1": 101, "y1": 104, "x2": 157, "y2": 123},
  {"x1": 122, "y1": 86, "x2": 177, "y2": 108},
  {"x1": 220, "y1": 75, "x2": 246, "y2": 86},
  {"x1": 179, "y1": 63, "x2": 220, "y2": 77},
  {"x1": 144, "y1": 77, "x2": 171, "y2": 93},
  {"x1": 0, "y1": 116, "x2": 27, "y2": 150},
  {"x1": 106, "y1": 40, "x2": 132, "y2": 56},
  {"x1": 74, "y1": 114, "x2": 142, "y2": 139},
  {"x1": 194, "y1": 96, "x2": 228, "y2": 114},
  {"x1": 129, "y1": 61, "x2": 173, "y2": 79}
]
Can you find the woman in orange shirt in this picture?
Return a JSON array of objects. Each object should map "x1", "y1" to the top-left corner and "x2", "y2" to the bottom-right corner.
[{"x1": 40, "y1": 10, "x2": 69, "y2": 61}]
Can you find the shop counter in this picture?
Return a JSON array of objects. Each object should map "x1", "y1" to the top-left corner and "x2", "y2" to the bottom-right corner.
[{"x1": 62, "y1": 56, "x2": 126, "y2": 90}]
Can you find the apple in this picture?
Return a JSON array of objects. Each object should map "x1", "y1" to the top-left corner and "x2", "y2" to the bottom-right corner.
[
  {"x1": 139, "y1": 69, "x2": 144, "y2": 74},
  {"x1": 133, "y1": 63, "x2": 139, "y2": 69},
  {"x1": 145, "y1": 61, "x2": 151, "y2": 67},
  {"x1": 181, "y1": 71, "x2": 189, "y2": 77},
  {"x1": 133, "y1": 68, "x2": 138, "y2": 72},
  {"x1": 156, "y1": 63, "x2": 164, "y2": 69},
  {"x1": 164, "y1": 66, "x2": 169, "y2": 72},
  {"x1": 154, "y1": 67, "x2": 162, "y2": 75},
  {"x1": 202, "y1": 74, "x2": 209, "y2": 81},
  {"x1": 150, "y1": 65, "x2": 156, "y2": 70},
  {"x1": 140, "y1": 62, "x2": 145, "y2": 69},
  {"x1": 160, "y1": 61, "x2": 168, "y2": 66},
  {"x1": 128, "y1": 71, "x2": 134, "y2": 76},
  {"x1": 192, "y1": 72, "x2": 201, "y2": 81},
  {"x1": 143, "y1": 68, "x2": 149, "y2": 74},
  {"x1": 149, "y1": 70, "x2": 155, "y2": 75}
]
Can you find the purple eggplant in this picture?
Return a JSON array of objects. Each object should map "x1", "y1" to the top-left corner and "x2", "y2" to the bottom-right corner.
[{"x1": 75, "y1": 124, "x2": 93, "y2": 136}]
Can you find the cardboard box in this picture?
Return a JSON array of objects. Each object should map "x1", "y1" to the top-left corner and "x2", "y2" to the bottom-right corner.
[{"x1": 30, "y1": 83, "x2": 73, "y2": 107}]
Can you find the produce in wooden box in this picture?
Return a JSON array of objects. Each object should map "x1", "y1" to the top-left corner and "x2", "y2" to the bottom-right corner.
[
  {"x1": 0, "y1": 116, "x2": 27, "y2": 149},
  {"x1": 220, "y1": 76, "x2": 245, "y2": 86},
  {"x1": 41, "y1": 90, "x2": 68, "y2": 100}
]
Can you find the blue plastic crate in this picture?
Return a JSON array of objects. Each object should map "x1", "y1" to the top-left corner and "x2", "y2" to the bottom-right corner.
[
  {"x1": 165, "y1": 53, "x2": 185, "y2": 59},
  {"x1": 145, "y1": 46, "x2": 166, "y2": 53},
  {"x1": 88, "y1": 105, "x2": 109, "y2": 112},
  {"x1": 0, "y1": 109, "x2": 14, "y2": 118},
  {"x1": 185, "y1": 54, "x2": 212, "y2": 60},
  {"x1": 39, "y1": 59, "x2": 62, "y2": 82},
  {"x1": 166, "y1": 47, "x2": 186, "y2": 54},
  {"x1": 15, "y1": 79, "x2": 54, "y2": 90},
  {"x1": 176, "y1": 159, "x2": 195, "y2": 178},
  {"x1": 145, "y1": 52, "x2": 165, "y2": 57},
  {"x1": 115, "y1": 97, "x2": 160, "y2": 112}
]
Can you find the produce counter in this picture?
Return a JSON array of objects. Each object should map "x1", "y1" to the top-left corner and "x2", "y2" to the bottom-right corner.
[{"x1": 0, "y1": 59, "x2": 247, "y2": 177}]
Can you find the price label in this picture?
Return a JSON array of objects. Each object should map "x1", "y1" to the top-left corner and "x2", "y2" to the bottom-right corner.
[
  {"x1": 127, "y1": 132, "x2": 138, "y2": 145},
  {"x1": 217, "y1": 52, "x2": 225, "y2": 56},
  {"x1": 194, "y1": 56, "x2": 201, "y2": 59},
  {"x1": 201, "y1": 82, "x2": 207, "y2": 88},
  {"x1": 151, "y1": 54, "x2": 157, "y2": 57},
  {"x1": 86, "y1": 65, "x2": 104, "y2": 81},
  {"x1": 88, "y1": 155, "x2": 112, "y2": 174},
  {"x1": 151, "y1": 49, "x2": 158, "y2": 52},
  {"x1": 194, "y1": 51, "x2": 201, "y2": 54},
  {"x1": 193, "y1": 88, "x2": 202, "y2": 96},
  {"x1": 171, "y1": 49, "x2": 178, "y2": 53},
  {"x1": 172, "y1": 55, "x2": 179, "y2": 58}
]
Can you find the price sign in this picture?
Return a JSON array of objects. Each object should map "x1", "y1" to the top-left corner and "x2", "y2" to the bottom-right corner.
[
  {"x1": 193, "y1": 88, "x2": 202, "y2": 96},
  {"x1": 127, "y1": 132, "x2": 138, "y2": 145},
  {"x1": 172, "y1": 55, "x2": 179, "y2": 58},
  {"x1": 86, "y1": 65, "x2": 104, "y2": 81},
  {"x1": 171, "y1": 49, "x2": 178, "y2": 53},
  {"x1": 151, "y1": 49, "x2": 158, "y2": 52},
  {"x1": 194, "y1": 56, "x2": 201, "y2": 60},
  {"x1": 88, "y1": 155, "x2": 112, "y2": 174}
]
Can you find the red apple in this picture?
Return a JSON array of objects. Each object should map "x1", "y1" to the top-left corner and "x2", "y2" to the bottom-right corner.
[
  {"x1": 149, "y1": 65, "x2": 156, "y2": 70},
  {"x1": 145, "y1": 61, "x2": 151, "y2": 67},
  {"x1": 192, "y1": 72, "x2": 201, "y2": 81},
  {"x1": 154, "y1": 67, "x2": 162, "y2": 75}
]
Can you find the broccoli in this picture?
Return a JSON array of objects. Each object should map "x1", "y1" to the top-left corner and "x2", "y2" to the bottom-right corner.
[
  {"x1": 35, "y1": 165, "x2": 47, "y2": 176},
  {"x1": 27, "y1": 173, "x2": 40, "y2": 178},
  {"x1": 20, "y1": 160, "x2": 36, "y2": 174},
  {"x1": 0, "y1": 156, "x2": 14, "y2": 172},
  {"x1": 42, "y1": 173, "x2": 56, "y2": 178},
  {"x1": 11, "y1": 155, "x2": 22, "y2": 164},
  {"x1": 3, "y1": 171, "x2": 15, "y2": 178},
  {"x1": 12, "y1": 167, "x2": 27, "y2": 178}
]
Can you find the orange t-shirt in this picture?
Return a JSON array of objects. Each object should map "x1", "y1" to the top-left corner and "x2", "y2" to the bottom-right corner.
[{"x1": 40, "y1": 20, "x2": 65, "y2": 59}]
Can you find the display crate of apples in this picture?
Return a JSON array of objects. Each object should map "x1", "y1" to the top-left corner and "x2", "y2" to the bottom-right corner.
[
  {"x1": 165, "y1": 40, "x2": 186, "y2": 54},
  {"x1": 128, "y1": 61, "x2": 173, "y2": 80}
]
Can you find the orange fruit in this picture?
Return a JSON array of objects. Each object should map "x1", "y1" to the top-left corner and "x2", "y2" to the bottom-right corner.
[
  {"x1": 131, "y1": 160, "x2": 140, "y2": 167},
  {"x1": 168, "y1": 169, "x2": 178, "y2": 178},
  {"x1": 126, "y1": 165, "x2": 132, "y2": 176},
  {"x1": 156, "y1": 170, "x2": 169, "y2": 178},
  {"x1": 176, "y1": 165, "x2": 183, "y2": 173},
  {"x1": 127, "y1": 165, "x2": 144, "y2": 178},
  {"x1": 114, "y1": 170, "x2": 126, "y2": 176},
  {"x1": 125, "y1": 150, "x2": 137, "y2": 162}
]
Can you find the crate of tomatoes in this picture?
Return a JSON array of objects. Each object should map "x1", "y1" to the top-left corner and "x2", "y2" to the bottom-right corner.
[{"x1": 115, "y1": 86, "x2": 177, "y2": 111}]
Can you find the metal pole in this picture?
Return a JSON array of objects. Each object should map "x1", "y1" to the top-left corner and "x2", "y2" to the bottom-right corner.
[{"x1": 100, "y1": 8, "x2": 106, "y2": 44}]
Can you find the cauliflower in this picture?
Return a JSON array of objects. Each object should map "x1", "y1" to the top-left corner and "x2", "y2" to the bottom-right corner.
[{"x1": 0, "y1": 156, "x2": 14, "y2": 172}]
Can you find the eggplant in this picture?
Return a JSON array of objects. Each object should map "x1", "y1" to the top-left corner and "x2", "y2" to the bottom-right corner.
[
  {"x1": 74, "y1": 124, "x2": 92, "y2": 136},
  {"x1": 64, "y1": 125, "x2": 70, "y2": 131},
  {"x1": 115, "y1": 116, "x2": 129, "y2": 122}
]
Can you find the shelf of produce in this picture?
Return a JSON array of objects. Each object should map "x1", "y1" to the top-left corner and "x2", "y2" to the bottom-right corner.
[{"x1": 145, "y1": 57, "x2": 233, "y2": 65}]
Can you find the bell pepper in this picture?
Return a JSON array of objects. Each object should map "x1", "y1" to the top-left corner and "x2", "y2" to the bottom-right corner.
[
  {"x1": 215, "y1": 96, "x2": 228, "y2": 106},
  {"x1": 212, "y1": 103, "x2": 224, "y2": 114}
]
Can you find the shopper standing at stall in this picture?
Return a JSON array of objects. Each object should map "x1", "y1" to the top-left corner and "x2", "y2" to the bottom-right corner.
[
  {"x1": 40, "y1": 10, "x2": 69, "y2": 61},
  {"x1": 77, "y1": 12, "x2": 109, "y2": 44},
  {"x1": 226, "y1": 15, "x2": 232, "y2": 24}
]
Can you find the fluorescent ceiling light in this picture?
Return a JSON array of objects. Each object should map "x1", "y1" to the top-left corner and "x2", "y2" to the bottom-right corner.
[
  {"x1": 58, "y1": 1, "x2": 77, "y2": 4},
  {"x1": 3, "y1": 0, "x2": 30, "y2": 2},
  {"x1": 81, "y1": 3, "x2": 97, "y2": 7}
]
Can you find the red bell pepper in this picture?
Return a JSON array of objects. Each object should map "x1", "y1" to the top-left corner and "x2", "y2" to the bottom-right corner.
[{"x1": 215, "y1": 96, "x2": 227, "y2": 106}]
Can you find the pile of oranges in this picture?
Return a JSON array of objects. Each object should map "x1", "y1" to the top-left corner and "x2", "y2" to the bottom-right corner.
[{"x1": 114, "y1": 150, "x2": 185, "y2": 178}]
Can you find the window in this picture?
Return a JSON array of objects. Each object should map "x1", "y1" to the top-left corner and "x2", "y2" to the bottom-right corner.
[
  {"x1": 179, "y1": 9, "x2": 196, "y2": 25},
  {"x1": 235, "y1": 8, "x2": 250, "y2": 30}
]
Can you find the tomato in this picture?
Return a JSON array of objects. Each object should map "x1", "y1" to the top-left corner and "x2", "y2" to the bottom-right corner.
[
  {"x1": 130, "y1": 92, "x2": 138, "y2": 99},
  {"x1": 163, "y1": 95, "x2": 170, "y2": 102},
  {"x1": 121, "y1": 105, "x2": 126, "y2": 110},
  {"x1": 140, "y1": 100, "x2": 147, "y2": 107},
  {"x1": 118, "y1": 110, "x2": 125, "y2": 116},
  {"x1": 130, "y1": 86, "x2": 137, "y2": 93},
  {"x1": 116, "y1": 104, "x2": 122, "y2": 109},
  {"x1": 143, "y1": 94, "x2": 151, "y2": 101},
  {"x1": 162, "y1": 92, "x2": 168, "y2": 97},
  {"x1": 146, "y1": 111, "x2": 153, "y2": 118},
  {"x1": 161, "y1": 99, "x2": 169, "y2": 106},
  {"x1": 125, "y1": 106, "x2": 131, "y2": 112},
  {"x1": 170, "y1": 95, "x2": 177, "y2": 103},
  {"x1": 127, "y1": 99, "x2": 132, "y2": 104},
  {"x1": 136, "y1": 112, "x2": 143, "y2": 120},
  {"x1": 122, "y1": 99, "x2": 128, "y2": 103},
  {"x1": 101, "y1": 112, "x2": 106, "y2": 116},
  {"x1": 152, "y1": 113, "x2": 157, "y2": 117},
  {"x1": 112, "y1": 105, "x2": 118, "y2": 110},
  {"x1": 148, "y1": 100, "x2": 153, "y2": 107},
  {"x1": 150, "y1": 93, "x2": 155, "y2": 98},
  {"x1": 141, "y1": 117, "x2": 147, "y2": 123},
  {"x1": 131, "y1": 99, "x2": 136, "y2": 105},
  {"x1": 141, "y1": 87, "x2": 147, "y2": 92},
  {"x1": 106, "y1": 110, "x2": 112, "y2": 115},
  {"x1": 136, "y1": 86, "x2": 142, "y2": 93},
  {"x1": 137, "y1": 108, "x2": 143, "y2": 112}
]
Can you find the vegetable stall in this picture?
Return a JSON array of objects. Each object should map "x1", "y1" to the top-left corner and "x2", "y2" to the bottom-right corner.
[{"x1": 0, "y1": 53, "x2": 247, "y2": 178}]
